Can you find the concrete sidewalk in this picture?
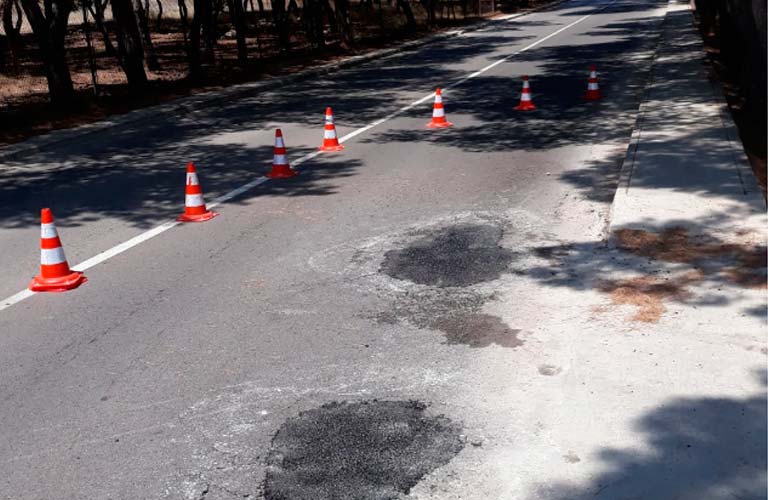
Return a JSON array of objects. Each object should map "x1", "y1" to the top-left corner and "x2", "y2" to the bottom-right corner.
[{"x1": 610, "y1": 0, "x2": 766, "y2": 240}]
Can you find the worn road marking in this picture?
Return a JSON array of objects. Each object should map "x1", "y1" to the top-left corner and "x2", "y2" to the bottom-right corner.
[{"x1": 0, "y1": 3, "x2": 606, "y2": 313}]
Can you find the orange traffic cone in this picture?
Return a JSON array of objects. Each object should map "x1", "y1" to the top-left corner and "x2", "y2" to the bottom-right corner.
[
  {"x1": 514, "y1": 76, "x2": 536, "y2": 111},
  {"x1": 28, "y1": 208, "x2": 87, "y2": 292},
  {"x1": 426, "y1": 88, "x2": 453, "y2": 128},
  {"x1": 319, "y1": 107, "x2": 344, "y2": 152},
  {"x1": 586, "y1": 65, "x2": 601, "y2": 100},
  {"x1": 177, "y1": 162, "x2": 218, "y2": 222},
  {"x1": 267, "y1": 129, "x2": 298, "y2": 179}
]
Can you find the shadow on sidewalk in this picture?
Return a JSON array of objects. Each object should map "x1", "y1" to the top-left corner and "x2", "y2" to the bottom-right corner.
[
  {"x1": 531, "y1": 368, "x2": 767, "y2": 500},
  {"x1": 525, "y1": 212, "x2": 766, "y2": 320}
]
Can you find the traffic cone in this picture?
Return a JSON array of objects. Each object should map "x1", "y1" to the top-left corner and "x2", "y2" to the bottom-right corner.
[
  {"x1": 28, "y1": 208, "x2": 87, "y2": 292},
  {"x1": 514, "y1": 76, "x2": 536, "y2": 111},
  {"x1": 267, "y1": 129, "x2": 298, "y2": 179},
  {"x1": 319, "y1": 107, "x2": 344, "y2": 152},
  {"x1": 177, "y1": 162, "x2": 218, "y2": 222},
  {"x1": 426, "y1": 88, "x2": 453, "y2": 128},
  {"x1": 586, "y1": 65, "x2": 601, "y2": 100}
]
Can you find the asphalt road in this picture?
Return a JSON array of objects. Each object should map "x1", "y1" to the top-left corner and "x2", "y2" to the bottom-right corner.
[{"x1": 0, "y1": 1, "x2": 726, "y2": 498}]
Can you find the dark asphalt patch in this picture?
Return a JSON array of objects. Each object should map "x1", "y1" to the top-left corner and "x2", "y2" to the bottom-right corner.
[
  {"x1": 264, "y1": 400, "x2": 463, "y2": 500},
  {"x1": 376, "y1": 291, "x2": 523, "y2": 349},
  {"x1": 380, "y1": 224, "x2": 515, "y2": 287},
  {"x1": 430, "y1": 313, "x2": 522, "y2": 348}
]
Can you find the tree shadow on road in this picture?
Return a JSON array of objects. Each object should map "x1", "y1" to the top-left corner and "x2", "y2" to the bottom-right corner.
[
  {"x1": 0, "y1": 31, "x2": 528, "y2": 230},
  {"x1": 0, "y1": 142, "x2": 363, "y2": 229}
]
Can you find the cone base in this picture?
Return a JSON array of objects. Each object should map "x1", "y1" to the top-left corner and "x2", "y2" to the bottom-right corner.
[
  {"x1": 29, "y1": 271, "x2": 87, "y2": 293},
  {"x1": 267, "y1": 166, "x2": 299, "y2": 179},
  {"x1": 514, "y1": 103, "x2": 537, "y2": 111},
  {"x1": 426, "y1": 120, "x2": 453, "y2": 128},
  {"x1": 319, "y1": 144, "x2": 345, "y2": 152},
  {"x1": 585, "y1": 91, "x2": 601, "y2": 100},
  {"x1": 177, "y1": 210, "x2": 219, "y2": 223}
]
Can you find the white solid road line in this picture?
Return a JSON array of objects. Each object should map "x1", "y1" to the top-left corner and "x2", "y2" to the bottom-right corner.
[{"x1": 0, "y1": 2, "x2": 607, "y2": 313}]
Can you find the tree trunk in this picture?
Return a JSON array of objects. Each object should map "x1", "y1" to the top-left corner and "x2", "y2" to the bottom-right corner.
[
  {"x1": 154, "y1": 0, "x2": 163, "y2": 29},
  {"x1": 226, "y1": 0, "x2": 247, "y2": 65},
  {"x1": 272, "y1": 0, "x2": 290, "y2": 52},
  {"x1": 426, "y1": 0, "x2": 435, "y2": 25},
  {"x1": 111, "y1": 0, "x2": 148, "y2": 87},
  {"x1": 334, "y1": 0, "x2": 352, "y2": 46},
  {"x1": 81, "y1": 0, "x2": 99, "y2": 94},
  {"x1": 132, "y1": 0, "x2": 160, "y2": 70},
  {"x1": 303, "y1": 0, "x2": 325, "y2": 49},
  {"x1": 194, "y1": 0, "x2": 215, "y2": 59},
  {"x1": 19, "y1": 0, "x2": 75, "y2": 104},
  {"x1": 287, "y1": 0, "x2": 299, "y2": 17},
  {"x1": 395, "y1": 0, "x2": 416, "y2": 32},
  {"x1": 322, "y1": 0, "x2": 338, "y2": 37},
  {"x1": 89, "y1": 0, "x2": 116, "y2": 55},
  {"x1": 1, "y1": 0, "x2": 23, "y2": 73},
  {"x1": 187, "y1": 0, "x2": 202, "y2": 77}
]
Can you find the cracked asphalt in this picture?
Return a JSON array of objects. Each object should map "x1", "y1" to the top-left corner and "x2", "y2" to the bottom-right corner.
[{"x1": 4, "y1": 1, "x2": 763, "y2": 499}]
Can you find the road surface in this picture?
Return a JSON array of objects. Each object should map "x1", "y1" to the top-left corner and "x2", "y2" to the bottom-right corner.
[{"x1": 2, "y1": 1, "x2": 764, "y2": 499}]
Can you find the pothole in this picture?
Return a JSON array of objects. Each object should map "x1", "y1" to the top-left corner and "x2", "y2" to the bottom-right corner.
[
  {"x1": 264, "y1": 400, "x2": 463, "y2": 500},
  {"x1": 380, "y1": 224, "x2": 516, "y2": 287}
]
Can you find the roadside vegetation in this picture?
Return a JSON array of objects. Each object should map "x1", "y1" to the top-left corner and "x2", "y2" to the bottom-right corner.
[
  {"x1": 693, "y1": 0, "x2": 767, "y2": 194},
  {"x1": 0, "y1": 0, "x2": 548, "y2": 143}
]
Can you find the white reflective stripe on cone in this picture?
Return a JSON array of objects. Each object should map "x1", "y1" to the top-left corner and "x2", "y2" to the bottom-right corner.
[
  {"x1": 520, "y1": 94, "x2": 531, "y2": 101},
  {"x1": 434, "y1": 95, "x2": 443, "y2": 104},
  {"x1": 186, "y1": 173, "x2": 199, "y2": 185},
  {"x1": 185, "y1": 193, "x2": 205, "y2": 207},
  {"x1": 325, "y1": 116, "x2": 334, "y2": 124},
  {"x1": 273, "y1": 154, "x2": 288, "y2": 164},
  {"x1": 41, "y1": 247, "x2": 67, "y2": 265},
  {"x1": 588, "y1": 82, "x2": 599, "y2": 90},
  {"x1": 275, "y1": 137, "x2": 285, "y2": 148},
  {"x1": 324, "y1": 130, "x2": 337, "y2": 139},
  {"x1": 433, "y1": 108, "x2": 445, "y2": 117},
  {"x1": 590, "y1": 71, "x2": 597, "y2": 78},
  {"x1": 41, "y1": 223, "x2": 58, "y2": 238}
]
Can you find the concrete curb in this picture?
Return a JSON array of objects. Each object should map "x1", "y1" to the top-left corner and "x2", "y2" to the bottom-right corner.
[
  {"x1": 605, "y1": 0, "x2": 672, "y2": 247},
  {"x1": 0, "y1": 0, "x2": 566, "y2": 163}
]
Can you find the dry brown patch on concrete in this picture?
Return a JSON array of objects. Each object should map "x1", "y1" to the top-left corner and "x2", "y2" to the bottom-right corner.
[
  {"x1": 616, "y1": 227, "x2": 732, "y2": 263},
  {"x1": 597, "y1": 272, "x2": 702, "y2": 323},
  {"x1": 614, "y1": 227, "x2": 766, "y2": 290},
  {"x1": 724, "y1": 267, "x2": 767, "y2": 289}
]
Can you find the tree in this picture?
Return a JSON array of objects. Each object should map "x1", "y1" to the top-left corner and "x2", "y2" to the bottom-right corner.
[
  {"x1": 187, "y1": 0, "x2": 216, "y2": 78},
  {"x1": 396, "y1": 0, "x2": 416, "y2": 32},
  {"x1": 271, "y1": 0, "x2": 290, "y2": 52},
  {"x1": 303, "y1": 0, "x2": 325, "y2": 49},
  {"x1": 1, "y1": 0, "x2": 23, "y2": 73},
  {"x1": 333, "y1": 0, "x2": 353, "y2": 47},
  {"x1": 111, "y1": 0, "x2": 148, "y2": 86},
  {"x1": 225, "y1": 0, "x2": 248, "y2": 65},
  {"x1": 87, "y1": 0, "x2": 116, "y2": 55},
  {"x1": 132, "y1": 0, "x2": 160, "y2": 70},
  {"x1": 18, "y1": 0, "x2": 75, "y2": 103}
]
